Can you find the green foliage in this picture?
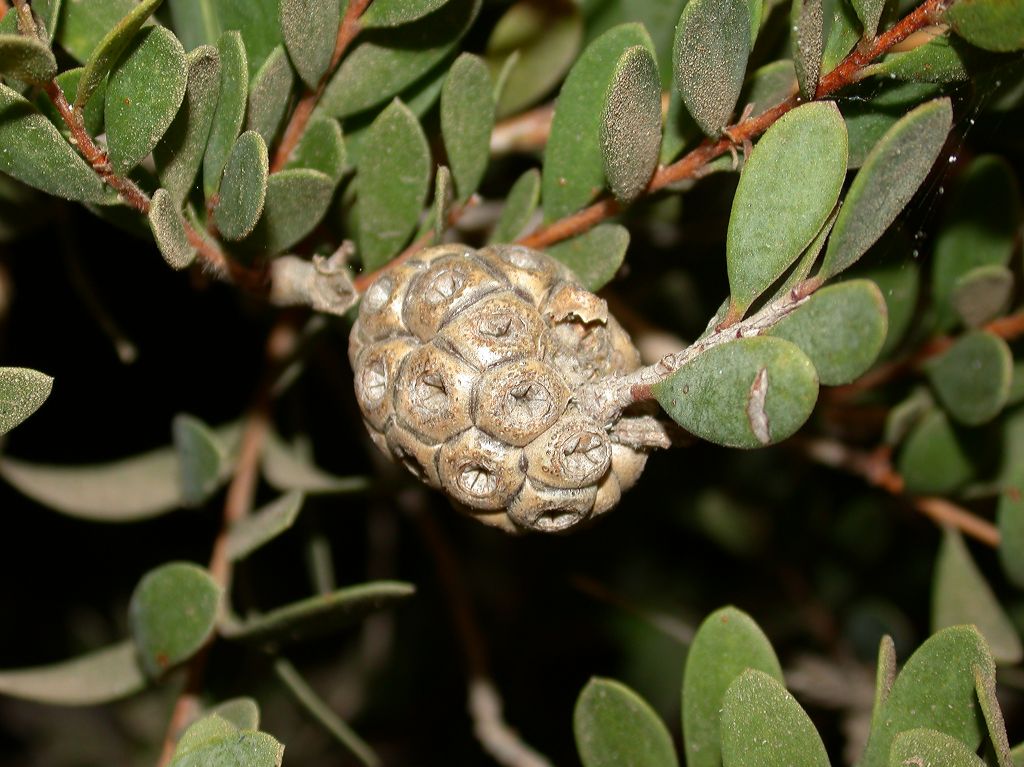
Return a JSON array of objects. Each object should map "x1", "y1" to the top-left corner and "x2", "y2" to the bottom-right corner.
[{"x1": 2, "y1": 0, "x2": 1023, "y2": 761}]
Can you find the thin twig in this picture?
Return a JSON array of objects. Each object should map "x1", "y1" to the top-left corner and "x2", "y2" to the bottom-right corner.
[
  {"x1": 408, "y1": 493, "x2": 552, "y2": 767},
  {"x1": 795, "y1": 436, "x2": 1001, "y2": 548},
  {"x1": 156, "y1": 320, "x2": 299, "y2": 766},
  {"x1": 271, "y1": 0, "x2": 373, "y2": 172},
  {"x1": 516, "y1": 0, "x2": 948, "y2": 251},
  {"x1": 490, "y1": 103, "x2": 556, "y2": 155}
]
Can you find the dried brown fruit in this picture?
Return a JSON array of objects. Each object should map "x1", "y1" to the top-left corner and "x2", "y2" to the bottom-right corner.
[{"x1": 350, "y1": 244, "x2": 651, "y2": 533}]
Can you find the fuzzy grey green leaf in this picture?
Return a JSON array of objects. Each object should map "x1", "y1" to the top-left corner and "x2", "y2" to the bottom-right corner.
[
  {"x1": 248, "y1": 168, "x2": 335, "y2": 254},
  {"x1": 792, "y1": 0, "x2": 823, "y2": 99},
  {"x1": 75, "y1": 0, "x2": 163, "y2": 109},
  {"x1": 888, "y1": 729, "x2": 988, "y2": 767},
  {"x1": 574, "y1": 678, "x2": 677, "y2": 767},
  {"x1": 203, "y1": 30, "x2": 247, "y2": 197},
  {"x1": 0, "y1": 641, "x2": 146, "y2": 706},
  {"x1": 355, "y1": 100, "x2": 430, "y2": 270},
  {"x1": 104, "y1": 26, "x2": 188, "y2": 173},
  {"x1": 542, "y1": 23, "x2": 655, "y2": 222},
  {"x1": 361, "y1": 0, "x2": 450, "y2": 28},
  {"x1": 173, "y1": 413, "x2": 226, "y2": 506},
  {"x1": 821, "y1": 98, "x2": 951, "y2": 280},
  {"x1": 0, "y1": 34, "x2": 57, "y2": 83},
  {"x1": 227, "y1": 491, "x2": 305, "y2": 561},
  {"x1": 148, "y1": 188, "x2": 196, "y2": 269},
  {"x1": 280, "y1": 0, "x2": 339, "y2": 88},
  {"x1": 925, "y1": 330, "x2": 1012, "y2": 426},
  {"x1": 129, "y1": 562, "x2": 221, "y2": 678},
  {"x1": 672, "y1": 0, "x2": 751, "y2": 136},
  {"x1": 950, "y1": 264, "x2": 1014, "y2": 328},
  {"x1": 216, "y1": 130, "x2": 269, "y2": 241},
  {"x1": 726, "y1": 102, "x2": 847, "y2": 320},
  {"x1": 932, "y1": 528, "x2": 1023, "y2": 664},
  {"x1": 546, "y1": 223, "x2": 629, "y2": 292},
  {"x1": 214, "y1": 0, "x2": 282, "y2": 78},
  {"x1": 284, "y1": 114, "x2": 346, "y2": 182},
  {"x1": 441, "y1": 53, "x2": 494, "y2": 202},
  {"x1": 321, "y1": 0, "x2": 480, "y2": 118},
  {"x1": 489, "y1": 168, "x2": 540, "y2": 244},
  {"x1": 154, "y1": 45, "x2": 221, "y2": 205},
  {"x1": 601, "y1": 45, "x2": 661, "y2": 204},
  {"x1": 56, "y1": 0, "x2": 136, "y2": 63},
  {"x1": 721, "y1": 670, "x2": 829, "y2": 767},
  {"x1": 0, "y1": 366, "x2": 52, "y2": 437},
  {"x1": 247, "y1": 45, "x2": 294, "y2": 146},
  {"x1": 945, "y1": 0, "x2": 1024, "y2": 52},
  {"x1": 682, "y1": 607, "x2": 784, "y2": 767},
  {"x1": 0, "y1": 83, "x2": 109, "y2": 203}
]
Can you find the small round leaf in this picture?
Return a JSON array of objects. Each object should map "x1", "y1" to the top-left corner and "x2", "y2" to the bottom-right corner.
[
  {"x1": 148, "y1": 189, "x2": 196, "y2": 270},
  {"x1": 546, "y1": 223, "x2": 628, "y2": 292},
  {"x1": 574, "y1": 678, "x2": 677, "y2": 767},
  {"x1": 601, "y1": 45, "x2": 661, "y2": 204},
  {"x1": 945, "y1": 0, "x2": 1024, "y2": 52},
  {"x1": 898, "y1": 409, "x2": 975, "y2": 494},
  {"x1": 216, "y1": 130, "x2": 269, "y2": 241},
  {"x1": 129, "y1": 562, "x2": 221, "y2": 679},
  {"x1": 924, "y1": 330, "x2": 1013, "y2": 426},
  {"x1": 0, "y1": 367, "x2": 53, "y2": 436}
]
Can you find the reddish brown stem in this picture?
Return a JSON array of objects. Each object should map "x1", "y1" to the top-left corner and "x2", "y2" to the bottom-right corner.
[
  {"x1": 0, "y1": 1, "x2": 10, "y2": 19},
  {"x1": 517, "y1": 0, "x2": 947, "y2": 250},
  {"x1": 271, "y1": 0, "x2": 373, "y2": 172},
  {"x1": 914, "y1": 497, "x2": 1002, "y2": 548}
]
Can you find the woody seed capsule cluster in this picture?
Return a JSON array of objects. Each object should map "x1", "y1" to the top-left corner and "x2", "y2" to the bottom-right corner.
[{"x1": 349, "y1": 244, "x2": 649, "y2": 533}]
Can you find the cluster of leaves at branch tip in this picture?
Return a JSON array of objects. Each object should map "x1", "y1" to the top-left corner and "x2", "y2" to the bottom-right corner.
[{"x1": 0, "y1": 0, "x2": 1023, "y2": 762}]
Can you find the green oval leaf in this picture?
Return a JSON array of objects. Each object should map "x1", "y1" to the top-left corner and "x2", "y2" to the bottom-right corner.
[
  {"x1": 248, "y1": 168, "x2": 335, "y2": 254},
  {"x1": 951, "y1": 264, "x2": 1014, "y2": 328},
  {"x1": 897, "y1": 409, "x2": 974, "y2": 494},
  {"x1": 820, "y1": 97, "x2": 952, "y2": 280},
  {"x1": 924, "y1": 330, "x2": 1013, "y2": 426},
  {"x1": 321, "y1": 0, "x2": 479, "y2": 118},
  {"x1": 220, "y1": 581, "x2": 415, "y2": 646},
  {"x1": 945, "y1": 0, "x2": 1024, "y2": 52},
  {"x1": 361, "y1": 0, "x2": 450, "y2": 28},
  {"x1": 203, "y1": 30, "x2": 247, "y2": 197},
  {"x1": 851, "y1": 0, "x2": 885, "y2": 38},
  {"x1": 284, "y1": 114, "x2": 346, "y2": 182},
  {"x1": 861, "y1": 625, "x2": 995, "y2": 767},
  {"x1": 261, "y1": 431, "x2": 371, "y2": 495},
  {"x1": 997, "y1": 472, "x2": 1024, "y2": 589},
  {"x1": 167, "y1": 0, "x2": 221, "y2": 51},
  {"x1": 105, "y1": 26, "x2": 188, "y2": 173},
  {"x1": 173, "y1": 412, "x2": 226, "y2": 506},
  {"x1": 932, "y1": 528, "x2": 1023, "y2": 664},
  {"x1": 0, "y1": 366, "x2": 52, "y2": 436},
  {"x1": 227, "y1": 491, "x2": 305, "y2": 561},
  {"x1": 154, "y1": 45, "x2": 221, "y2": 206},
  {"x1": 441, "y1": 53, "x2": 494, "y2": 202},
  {"x1": 822, "y1": 0, "x2": 860, "y2": 72},
  {"x1": 681, "y1": 607, "x2": 784, "y2": 767},
  {"x1": 148, "y1": 188, "x2": 196, "y2": 269},
  {"x1": 866, "y1": 34, "x2": 980, "y2": 83},
  {"x1": 0, "y1": 641, "x2": 145, "y2": 706},
  {"x1": 0, "y1": 33, "x2": 57, "y2": 83},
  {"x1": 169, "y1": 716, "x2": 283, "y2": 767},
  {"x1": 56, "y1": 0, "x2": 136, "y2": 63},
  {"x1": 216, "y1": 129, "x2": 269, "y2": 240},
  {"x1": 542, "y1": 23, "x2": 654, "y2": 222},
  {"x1": 205, "y1": 697, "x2": 260, "y2": 731},
  {"x1": 673, "y1": 0, "x2": 751, "y2": 136},
  {"x1": 280, "y1": 0, "x2": 339, "y2": 88},
  {"x1": 355, "y1": 99, "x2": 430, "y2": 270},
  {"x1": 975, "y1": 664, "x2": 1016, "y2": 767},
  {"x1": 0, "y1": 422, "x2": 239, "y2": 521},
  {"x1": 768, "y1": 279, "x2": 887, "y2": 385},
  {"x1": 546, "y1": 223, "x2": 628, "y2": 292},
  {"x1": 0, "y1": 83, "x2": 109, "y2": 203},
  {"x1": 213, "y1": 0, "x2": 282, "y2": 78},
  {"x1": 889, "y1": 728, "x2": 988, "y2": 767},
  {"x1": 75, "y1": 0, "x2": 162, "y2": 109},
  {"x1": 247, "y1": 44, "x2": 294, "y2": 146},
  {"x1": 726, "y1": 101, "x2": 847, "y2": 320},
  {"x1": 129, "y1": 562, "x2": 221, "y2": 679},
  {"x1": 486, "y1": 0, "x2": 582, "y2": 118},
  {"x1": 574, "y1": 678, "x2": 677, "y2": 767},
  {"x1": 489, "y1": 167, "x2": 539, "y2": 243},
  {"x1": 842, "y1": 82, "x2": 941, "y2": 169},
  {"x1": 932, "y1": 155, "x2": 1022, "y2": 329},
  {"x1": 601, "y1": 44, "x2": 661, "y2": 204},
  {"x1": 721, "y1": 669, "x2": 829, "y2": 767},
  {"x1": 655, "y1": 336, "x2": 819, "y2": 448},
  {"x1": 792, "y1": 0, "x2": 824, "y2": 100}
]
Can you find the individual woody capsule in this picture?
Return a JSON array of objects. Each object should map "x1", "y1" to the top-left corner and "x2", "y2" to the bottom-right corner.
[
  {"x1": 592, "y1": 471, "x2": 622, "y2": 517},
  {"x1": 402, "y1": 254, "x2": 502, "y2": 341},
  {"x1": 437, "y1": 291, "x2": 544, "y2": 370},
  {"x1": 354, "y1": 262, "x2": 424, "y2": 344},
  {"x1": 476, "y1": 244, "x2": 573, "y2": 305},
  {"x1": 385, "y1": 419, "x2": 442, "y2": 487},
  {"x1": 508, "y1": 478, "x2": 598, "y2": 533},
  {"x1": 524, "y1": 415, "x2": 611, "y2": 490},
  {"x1": 438, "y1": 428, "x2": 525, "y2": 511},
  {"x1": 393, "y1": 343, "x2": 476, "y2": 444},
  {"x1": 610, "y1": 441, "x2": 648, "y2": 492},
  {"x1": 353, "y1": 337, "x2": 418, "y2": 432},
  {"x1": 473, "y1": 358, "x2": 570, "y2": 447}
]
